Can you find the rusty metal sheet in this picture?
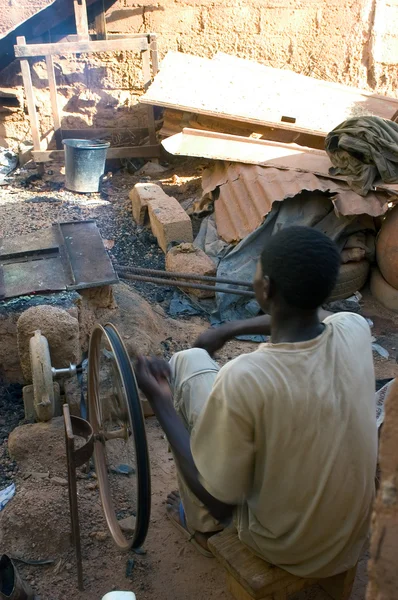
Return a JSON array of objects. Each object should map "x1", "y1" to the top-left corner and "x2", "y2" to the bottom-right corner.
[
  {"x1": 59, "y1": 221, "x2": 118, "y2": 290},
  {"x1": 0, "y1": 220, "x2": 118, "y2": 300},
  {"x1": 2, "y1": 257, "x2": 67, "y2": 299},
  {"x1": 202, "y1": 163, "x2": 389, "y2": 244},
  {"x1": 0, "y1": 228, "x2": 59, "y2": 261}
]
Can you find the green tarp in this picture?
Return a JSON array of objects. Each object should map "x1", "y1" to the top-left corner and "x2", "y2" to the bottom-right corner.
[{"x1": 326, "y1": 116, "x2": 398, "y2": 196}]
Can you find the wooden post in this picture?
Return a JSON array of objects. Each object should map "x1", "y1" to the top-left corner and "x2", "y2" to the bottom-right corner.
[
  {"x1": 73, "y1": 0, "x2": 89, "y2": 40},
  {"x1": 95, "y1": 0, "x2": 107, "y2": 40},
  {"x1": 142, "y1": 47, "x2": 157, "y2": 145},
  {"x1": 45, "y1": 55, "x2": 63, "y2": 149},
  {"x1": 149, "y1": 34, "x2": 159, "y2": 75},
  {"x1": 16, "y1": 37, "x2": 41, "y2": 152}
]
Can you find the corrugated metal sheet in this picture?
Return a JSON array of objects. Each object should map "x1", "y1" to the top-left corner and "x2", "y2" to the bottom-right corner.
[{"x1": 201, "y1": 163, "x2": 389, "y2": 244}]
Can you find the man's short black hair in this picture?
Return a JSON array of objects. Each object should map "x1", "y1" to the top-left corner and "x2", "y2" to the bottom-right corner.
[{"x1": 260, "y1": 226, "x2": 340, "y2": 310}]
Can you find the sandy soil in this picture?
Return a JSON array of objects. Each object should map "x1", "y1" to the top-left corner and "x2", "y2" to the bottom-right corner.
[{"x1": 0, "y1": 159, "x2": 397, "y2": 600}]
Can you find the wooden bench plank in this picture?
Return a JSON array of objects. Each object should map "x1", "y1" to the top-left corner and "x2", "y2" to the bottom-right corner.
[{"x1": 208, "y1": 529, "x2": 315, "y2": 599}]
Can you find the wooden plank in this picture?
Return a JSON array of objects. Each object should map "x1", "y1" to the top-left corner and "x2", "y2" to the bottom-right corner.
[
  {"x1": 319, "y1": 566, "x2": 357, "y2": 600},
  {"x1": 16, "y1": 37, "x2": 41, "y2": 151},
  {"x1": 73, "y1": 0, "x2": 89, "y2": 40},
  {"x1": 150, "y1": 34, "x2": 159, "y2": 75},
  {"x1": 161, "y1": 108, "x2": 326, "y2": 150},
  {"x1": 142, "y1": 48, "x2": 157, "y2": 145},
  {"x1": 32, "y1": 145, "x2": 161, "y2": 162},
  {"x1": 141, "y1": 52, "x2": 398, "y2": 141},
  {"x1": 94, "y1": 0, "x2": 107, "y2": 40},
  {"x1": 14, "y1": 37, "x2": 147, "y2": 58},
  {"x1": 208, "y1": 530, "x2": 316, "y2": 600},
  {"x1": 45, "y1": 55, "x2": 63, "y2": 149},
  {"x1": 61, "y1": 127, "x2": 150, "y2": 143}
]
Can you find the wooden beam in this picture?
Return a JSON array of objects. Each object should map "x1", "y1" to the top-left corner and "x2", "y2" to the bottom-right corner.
[
  {"x1": 73, "y1": 0, "x2": 89, "y2": 40},
  {"x1": 94, "y1": 0, "x2": 107, "y2": 40},
  {"x1": 45, "y1": 55, "x2": 63, "y2": 149},
  {"x1": 150, "y1": 34, "x2": 159, "y2": 75},
  {"x1": 142, "y1": 48, "x2": 157, "y2": 145},
  {"x1": 61, "y1": 127, "x2": 150, "y2": 140},
  {"x1": 14, "y1": 37, "x2": 148, "y2": 58},
  {"x1": 32, "y1": 145, "x2": 161, "y2": 162},
  {"x1": 16, "y1": 37, "x2": 41, "y2": 152}
]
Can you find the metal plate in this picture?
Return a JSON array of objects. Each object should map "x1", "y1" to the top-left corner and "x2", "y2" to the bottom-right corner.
[
  {"x1": 2, "y1": 257, "x2": 67, "y2": 298},
  {"x1": 58, "y1": 221, "x2": 118, "y2": 290},
  {"x1": 0, "y1": 220, "x2": 118, "y2": 299}
]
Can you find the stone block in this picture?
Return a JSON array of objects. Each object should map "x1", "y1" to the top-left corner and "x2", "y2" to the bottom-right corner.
[
  {"x1": 129, "y1": 182, "x2": 167, "y2": 225},
  {"x1": 166, "y1": 243, "x2": 216, "y2": 298},
  {"x1": 207, "y1": 5, "x2": 260, "y2": 34},
  {"x1": 148, "y1": 196, "x2": 193, "y2": 253},
  {"x1": 146, "y1": 6, "x2": 200, "y2": 34}
]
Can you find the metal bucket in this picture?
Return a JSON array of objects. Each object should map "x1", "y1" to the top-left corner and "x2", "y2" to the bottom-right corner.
[{"x1": 63, "y1": 139, "x2": 110, "y2": 193}]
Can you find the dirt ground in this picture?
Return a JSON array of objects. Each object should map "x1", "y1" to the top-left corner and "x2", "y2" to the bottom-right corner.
[{"x1": 0, "y1": 159, "x2": 397, "y2": 600}]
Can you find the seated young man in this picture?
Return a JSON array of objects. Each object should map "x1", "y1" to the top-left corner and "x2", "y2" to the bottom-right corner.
[{"x1": 135, "y1": 226, "x2": 378, "y2": 578}]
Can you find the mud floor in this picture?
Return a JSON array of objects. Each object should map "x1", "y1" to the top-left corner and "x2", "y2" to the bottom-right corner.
[{"x1": 0, "y1": 159, "x2": 397, "y2": 600}]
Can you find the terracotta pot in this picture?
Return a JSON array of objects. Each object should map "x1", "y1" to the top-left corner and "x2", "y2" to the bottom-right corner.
[{"x1": 376, "y1": 205, "x2": 398, "y2": 290}]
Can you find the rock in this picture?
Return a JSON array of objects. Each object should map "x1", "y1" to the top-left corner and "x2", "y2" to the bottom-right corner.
[
  {"x1": 30, "y1": 472, "x2": 49, "y2": 480},
  {"x1": 17, "y1": 306, "x2": 81, "y2": 382},
  {"x1": 129, "y1": 182, "x2": 165, "y2": 226},
  {"x1": 148, "y1": 195, "x2": 193, "y2": 253},
  {"x1": 166, "y1": 243, "x2": 216, "y2": 298},
  {"x1": 118, "y1": 515, "x2": 136, "y2": 533},
  {"x1": 135, "y1": 161, "x2": 169, "y2": 176},
  {"x1": 51, "y1": 477, "x2": 68, "y2": 486},
  {"x1": 90, "y1": 531, "x2": 108, "y2": 542}
]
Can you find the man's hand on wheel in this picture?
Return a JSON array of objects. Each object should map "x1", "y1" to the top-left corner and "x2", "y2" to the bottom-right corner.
[{"x1": 134, "y1": 356, "x2": 172, "y2": 405}]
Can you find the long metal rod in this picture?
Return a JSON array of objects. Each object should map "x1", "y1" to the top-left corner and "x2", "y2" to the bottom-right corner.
[
  {"x1": 115, "y1": 264, "x2": 253, "y2": 288},
  {"x1": 118, "y1": 272, "x2": 255, "y2": 297}
]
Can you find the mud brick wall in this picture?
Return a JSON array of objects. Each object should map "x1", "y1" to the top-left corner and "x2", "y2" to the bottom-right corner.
[
  {"x1": 367, "y1": 381, "x2": 398, "y2": 599},
  {"x1": 1, "y1": 0, "x2": 398, "y2": 149}
]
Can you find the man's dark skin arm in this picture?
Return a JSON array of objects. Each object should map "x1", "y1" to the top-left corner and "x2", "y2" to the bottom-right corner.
[
  {"x1": 194, "y1": 309, "x2": 332, "y2": 355},
  {"x1": 135, "y1": 357, "x2": 234, "y2": 522}
]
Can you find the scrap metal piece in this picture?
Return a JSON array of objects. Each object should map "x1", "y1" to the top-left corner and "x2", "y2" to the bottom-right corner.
[
  {"x1": 58, "y1": 221, "x2": 118, "y2": 290},
  {"x1": 0, "y1": 220, "x2": 118, "y2": 300},
  {"x1": 2, "y1": 257, "x2": 67, "y2": 298},
  {"x1": 63, "y1": 404, "x2": 94, "y2": 591}
]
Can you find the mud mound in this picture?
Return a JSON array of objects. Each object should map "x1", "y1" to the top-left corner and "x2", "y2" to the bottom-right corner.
[
  {"x1": 0, "y1": 482, "x2": 71, "y2": 558},
  {"x1": 8, "y1": 417, "x2": 66, "y2": 476}
]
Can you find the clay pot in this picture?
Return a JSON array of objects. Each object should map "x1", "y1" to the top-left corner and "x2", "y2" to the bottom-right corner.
[{"x1": 376, "y1": 205, "x2": 398, "y2": 290}]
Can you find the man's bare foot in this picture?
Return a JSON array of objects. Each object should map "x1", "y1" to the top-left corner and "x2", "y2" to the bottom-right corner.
[{"x1": 166, "y1": 491, "x2": 216, "y2": 555}]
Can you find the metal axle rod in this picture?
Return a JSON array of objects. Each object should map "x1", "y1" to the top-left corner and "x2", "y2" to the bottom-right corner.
[
  {"x1": 117, "y1": 271, "x2": 255, "y2": 298},
  {"x1": 115, "y1": 264, "x2": 254, "y2": 288}
]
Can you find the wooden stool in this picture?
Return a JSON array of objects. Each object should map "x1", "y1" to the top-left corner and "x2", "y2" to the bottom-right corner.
[{"x1": 208, "y1": 529, "x2": 357, "y2": 600}]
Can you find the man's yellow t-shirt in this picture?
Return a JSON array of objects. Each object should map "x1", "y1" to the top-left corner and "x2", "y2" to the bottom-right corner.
[{"x1": 191, "y1": 312, "x2": 377, "y2": 577}]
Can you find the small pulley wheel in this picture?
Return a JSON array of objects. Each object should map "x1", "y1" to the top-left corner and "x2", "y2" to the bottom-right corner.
[{"x1": 87, "y1": 323, "x2": 151, "y2": 551}]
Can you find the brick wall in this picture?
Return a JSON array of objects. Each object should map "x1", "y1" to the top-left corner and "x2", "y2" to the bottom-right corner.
[
  {"x1": 1, "y1": 0, "x2": 398, "y2": 150},
  {"x1": 367, "y1": 381, "x2": 398, "y2": 599}
]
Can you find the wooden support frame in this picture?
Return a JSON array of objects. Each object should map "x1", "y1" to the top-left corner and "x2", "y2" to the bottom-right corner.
[{"x1": 15, "y1": 1, "x2": 159, "y2": 165}]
